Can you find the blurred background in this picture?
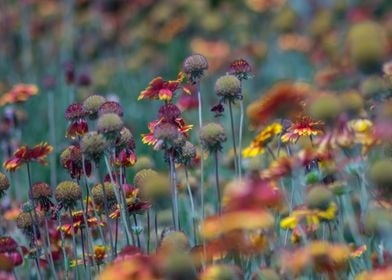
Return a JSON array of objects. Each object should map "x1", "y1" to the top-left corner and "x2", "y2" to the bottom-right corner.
[{"x1": 0, "y1": 0, "x2": 391, "y2": 193}]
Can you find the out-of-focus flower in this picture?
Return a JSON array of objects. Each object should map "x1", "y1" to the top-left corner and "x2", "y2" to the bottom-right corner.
[
  {"x1": 242, "y1": 123, "x2": 282, "y2": 158},
  {"x1": 138, "y1": 72, "x2": 188, "y2": 101},
  {"x1": 282, "y1": 116, "x2": 323, "y2": 143},
  {"x1": 280, "y1": 202, "x2": 337, "y2": 231},
  {"x1": 201, "y1": 209, "x2": 274, "y2": 240},
  {"x1": 281, "y1": 241, "x2": 351, "y2": 276},
  {"x1": 199, "y1": 122, "x2": 227, "y2": 153},
  {"x1": 0, "y1": 236, "x2": 23, "y2": 267},
  {"x1": 110, "y1": 188, "x2": 151, "y2": 219},
  {"x1": 228, "y1": 59, "x2": 252, "y2": 81},
  {"x1": 356, "y1": 266, "x2": 392, "y2": 280},
  {"x1": 245, "y1": 0, "x2": 285, "y2": 13},
  {"x1": 65, "y1": 103, "x2": 88, "y2": 139},
  {"x1": 383, "y1": 60, "x2": 392, "y2": 81},
  {"x1": 60, "y1": 145, "x2": 92, "y2": 179},
  {"x1": 0, "y1": 84, "x2": 38, "y2": 106},
  {"x1": 200, "y1": 264, "x2": 243, "y2": 280},
  {"x1": 99, "y1": 101, "x2": 123, "y2": 117},
  {"x1": 97, "y1": 113, "x2": 124, "y2": 140},
  {"x1": 190, "y1": 38, "x2": 230, "y2": 72},
  {"x1": 260, "y1": 156, "x2": 294, "y2": 180},
  {"x1": 278, "y1": 33, "x2": 312, "y2": 52},
  {"x1": 247, "y1": 82, "x2": 310, "y2": 128},
  {"x1": 58, "y1": 210, "x2": 104, "y2": 236},
  {"x1": 3, "y1": 142, "x2": 53, "y2": 172}
]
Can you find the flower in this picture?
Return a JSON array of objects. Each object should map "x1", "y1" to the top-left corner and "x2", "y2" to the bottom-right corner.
[
  {"x1": 0, "y1": 172, "x2": 10, "y2": 198},
  {"x1": 55, "y1": 181, "x2": 82, "y2": 210},
  {"x1": 97, "y1": 113, "x2": 124, "y2": 140},
  {"x1": 31, "y1": 182, "x2": 53, "y2": 212},
  {"x1": 281, "y1": 115, "x2": 323, "y2": 143},
  {"x1": 200, "y1": 264, "x2": 243, "y2": 280},
  {"x1": 58, "y1": 210, "x2": 104, "y2": 236},
  {"x1": 60, "y1": 145, "x2": 92, "y2": 179},
  {"x1": 80, "y1": 132, "x2": 109, "y2": 162},
  {"x1": 228, "y1": 59, "x2": 252, "y2": 81},
  {"x1": 200, "y1": 209, "x2": 274, "y2": 240},
  {"x1": 83, "y1": 95, "x2": 107, "y2": 120},
  {"x1": 242, "y1": 123, "x2": 282, "y2": 158},
  {"x1": 3, "y1": 142, "x2": 53, "y2": 172},
  {"x1": 0, "y1": 237, "x2": 23, "y2": 267},
  {"x1": 182, "y1": 54, "x2": 208, "y2": 84},
  {"x1": 280, "y1": 202, "x2": 338, "y2": 231},
  {"x1": 65, "y1": 103, "x2": 88, "y2": 139},
  {"x1": 214, "y1": 75, "x2": 242, "y2": 103},
  {"x1": 199, "y1": 122, "x2": 227, "y2": 153},
  {"x1": 138, "y1": 72, "x2": 188, "y2": 101},
  {"x1": 0, "y1": 84, "x2": 38, "y2": 106},
  {"x1": 91, "y1": 182, "x2": 117, "y2": 210},
  {"x1": 247, "y1": 82, "x2": 310, "y2": 128},
  {"x1": 99, "y1": 101, "x2": 123, "y2": 117},
  {"x1": 109, "y1": 188, "x2": 151, "y2": 219}
]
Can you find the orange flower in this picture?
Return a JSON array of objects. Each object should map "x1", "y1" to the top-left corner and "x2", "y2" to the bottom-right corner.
[
  {"x1": 0, "y1": 84, "x2": 38, "y2": 106},
  {"x1": 356, "y1": 266, "x2": 392, "y2": 280},
  {"x1": 200, "y1": 209, "x2": 274, "y2": 240},
  {"x1": 247, "y1": 82, "x2": 310, "y2": 128},
  {"x1": 58, "y1": 210, "x2": 104, "y2": 236},
  {"x1": 138, "y1": 72, "x2": 189, "y2": 101},
  {"x1": 3, "y1": 142, "x2": 53, "y2": 172},
  {"x1": 282, "y1": 115, "x2": 323, "y2": 143}
]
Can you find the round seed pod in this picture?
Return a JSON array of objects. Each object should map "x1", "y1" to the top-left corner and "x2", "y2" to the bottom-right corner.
[
  {"x1": 134, "y1": 169, "x2": 159, "y2": 190},
  {"x1": 132, "y1": 156, "x2": 154, "y2": 172},
  {"x1": 55, "y1": 181, "x2": 82, "y2": 209},
  {"x1": 16, "y1": 212, "x2": 34, "y2": 231},
  {"x1": 214, "y1": 75, "x2": 241, "y2": 102},
  {"x1": 368, "y1": 159, "x2": 392, "y2": 197},
  {"x1": 91, "y1": 182, "x2": 117, "y2": 208},
  {"x1": 153, "y1": 123, "x2": 179, "y2": 144},
  {"x1": 159, "y1": 230, "x2": 189, "y2": 254},
  {"x1": 80, "y1": 132, "x2": 108, "y2": 162},
  {"x1": 83, "y1": 95, "x2": 107, "y2": 120},
  {"x1": 306, "y1": 186, "x2": 334, "y2": 211},
  {"x1": 97, "y1": 113, "x2": 124, "y2": 135},
  {"x1": 31, "y1": 182, "x2": 52, "y2": 200},
  {"x1": 98, "y1": 101, "x2": 123, "y2": 117},
  {"x1": 182, "y1": 54, "x2": 208, "y2": 83},
  {"x1": 0, "y1": 172, "x2": 10, "y2": 198},
  {"x1": 199, "y1": 122, "x2": 227, "y2": 152}
]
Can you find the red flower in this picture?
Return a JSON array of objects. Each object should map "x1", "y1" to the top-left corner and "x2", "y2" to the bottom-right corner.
[
  {"x1": 58, "y1": 210, "x2": 104, "y2": 236},
  {"x1": 282, "y1": 115, "x2": 323, "y2": 143},
  {"x1": 138, "y1": 72, "x2": 190, "y2": 101},
  {"x1": 0, "y1": 237, "x2": 23, "y2": 266},
  {"x1": 65, "y1": 103, "x2": 88, "y2": 139},
  {"x1": 0, "y1": 84, "x2": 38, "y2": 106},
  {"x1": 228, "y1": 59, "x2": 252, "y2": 80},
  {"x1": 3, "y1": 142, "x2": 53, "y2": 172},
  {"x1": 60, "y1": 145, "x2": 92, "y2": 179},
  {"x1": 115, "y1": 149, "x2": 137, "y2": 167}
]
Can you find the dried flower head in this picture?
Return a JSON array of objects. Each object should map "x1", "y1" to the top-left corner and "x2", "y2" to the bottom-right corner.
[
  {"x1": 80, "y1": 132, "x2": 109, "y2": 162},
  {"x1": 31, "y1": 182, "x2": 53, "y2": 212},
  {"x1": 91, "y1": 182, "x2": 117, "y2": 208},
  {"x1": 200, "y1": 123, "x2": 227, "y2": 152},
  {"x1": 116, "y1": 127, "x2": 135, "y2": 150},
  {"x1": 97, "y1": 113, "x2": 124, "y2": 139},
  {"x1": 215, "y1": 75, "x2": 241, "y2": 103},
  {"x1": 134, "y1": 169, "x2": 159, "y2": 190},
  {"x1": 182, "y1": 54, "x2": 208, "y2": 83},
  {"x1": 153, "y1": 123, "x2": 180, "y2": 144},
  {"x1": 16, "y1": 212, "x2": 34, "y2": 232},
  {"x1": 0, "y1": 172, "x2": 10, "y2": 198},
  {"x1": 99, "y1": 101, "x2": 123, "y2": 116},
  {"x1": 83, "y1": 95, "x2": 107, "y2": 120},
  {"x1": 55, "y1": 181, "x2": 82, "y2": 210},
  {"x1": 228, "y1": 59, "x2": 252, "y2": 81},
  {"x1": 180, "y1": 141, "x2": 196, "y2": 165}
]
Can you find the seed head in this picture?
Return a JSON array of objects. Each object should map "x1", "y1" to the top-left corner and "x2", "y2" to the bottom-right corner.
[
  {"x1": 215, "y1": 75, "x2": 241, "y2": 102},
  {"x1": 91, "y1": 182, "x2": 117, "y2": 208},
  {"x1": 99, "y1": 101, "x2": 123, "y2": 116},
  {"x1": 182, "y1": 54, "x2": 208, "y2": 84},
  {"x1": 134, "y1": 169, "x2": 158, "y2": 189},
  {"x1": 83, "y1": 95, "x2": 107, "y2": 120},
  {"x1": 199, "y1": 122, "x2": 227, "y2": 152},
  {"x1": 31, "y1": 182, "x2": 52, "y2": 199},
  {"x1": 55, "y1": 181, "x2": 82, "y2": 209},
  {"x1": 80, "y1": 132, "x2": 109, "y2": 162},
  {"x1": 180, "y1": 141, "x2": 196, "y2": 165},
  {"x1": 0, "y1": 172, "x2": 10, "y2": 196},
  {"x1": 153, "y1": 123, "x2": 179, "y2": 144},
  {"x1": 97, "y1": 113, "x2": 124, "y2": 136},
  {"x1": 116, "y1": 127, "x2": 135, "y2": 150}
]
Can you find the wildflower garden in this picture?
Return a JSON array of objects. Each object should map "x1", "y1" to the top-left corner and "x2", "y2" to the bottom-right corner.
[{"x1": 1, "y1": 0, "x2": 392, "y2": 279}]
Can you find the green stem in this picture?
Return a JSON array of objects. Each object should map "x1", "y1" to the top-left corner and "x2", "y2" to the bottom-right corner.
[
  {"x1": 169, "y1": 153, "x2": 179, "y2": 230},
  {"x1": 214, "y1": 151, "x2": 222, "y2": 215},
  {"x1": 228, "y1": 101, "x2": 238, "y2": 176},
  {"x1": 185, "y1": 167, "x2": 197, "y2": 244}
]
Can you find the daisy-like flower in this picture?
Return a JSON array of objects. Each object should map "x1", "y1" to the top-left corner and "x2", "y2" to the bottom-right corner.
[
  {"x1": 109, "y1": 188, "x2": 151, "y2": 219},
  {"x1": 242, "y1": 123, "x2": 282, "y2": 158},
  {"x1": 58, "y1": 210, "x2": 104, "y2": 236},
  {"x1": 0, "y1": 84, "x2": 38, "y2": 106},
  {"x1": 280, "y1": 202, "x2": 338, "y2": 231},
  {"x1": 282, "y1": 115, "x2": 323, "y2": 143},
  {"x1": 228, "y1": 58, "x2": 252, "y2": 81},
  {"x1": 3, "y1": 142, "x2": 53, "y2": 172},
  {"x1": 0, "y1": 236, "x2": 23, "y2": 267},
  {"x1": 65, "y1": 103, "x2": 88, "y2": 139},
  {"x1": 142, "y1": 104, "x2": 192, "y2": 147},
  {"x1": 247, "y1": 82, "x2": 310, "y2": 128},
  {"x1": 138, "y1": 72, "x2": 190, "y2": 102}
]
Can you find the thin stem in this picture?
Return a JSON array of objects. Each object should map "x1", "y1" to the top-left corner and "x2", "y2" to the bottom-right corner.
[
  {"x1": 95, "y1": 162, "x2": 115, "y2": 259},
  {"x1": 197, "y1": 89, "x2": 205, "y2": 221},
  {"x1": 47, "y1": 90, "x2": 57, "y2": 188},
  {"x1": 238, "y1": 99, "x2": 244, "y2": 181},
  {"x1": 154, "y1": 210, "x2": 158, "y2": 252},
  {"x1": 133, "y1": 214, "x2": 141, "y2": 248},
  {"x1": 185, "y1": 167, "x2": 197, "y2": 244},
  {"x1": 103, "y1": 155, "x2": 132, "y2": 247},
  {"x1": 80, "y1": 227, "x2": 87, "y2": 270},
  {"x1": 44, "y1": 218, "x2": 58, "y2": 279},
  {"x1": 147, "y1": 209, "x2": 151, "y2": 253},
  {"x1": 169, "y1": 153, "x2": 179, "y2": 230},
  {"x1": 228, "y1": 101, "x2": 238, "y2": 176},
  {"x1": 214, "y1": 151, "x2": 222, "y2": 215},
  {"x1": 114, "y1": 218, "x2": 119, "y2": 254},
  {"x1": 57, "y1": 214, "x2": 69, "y2": 280},
  {"x1": 69, "y1": 208, "x2": 78, "y2": 280}
]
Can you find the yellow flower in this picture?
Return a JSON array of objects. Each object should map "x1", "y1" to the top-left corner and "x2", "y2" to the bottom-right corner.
[
  {"x1": 242, "y1": 123, "x2": 282, "y2": 157},
  {"x1": 280, "y1": 202, "x2": 337, "y2": 230}
]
